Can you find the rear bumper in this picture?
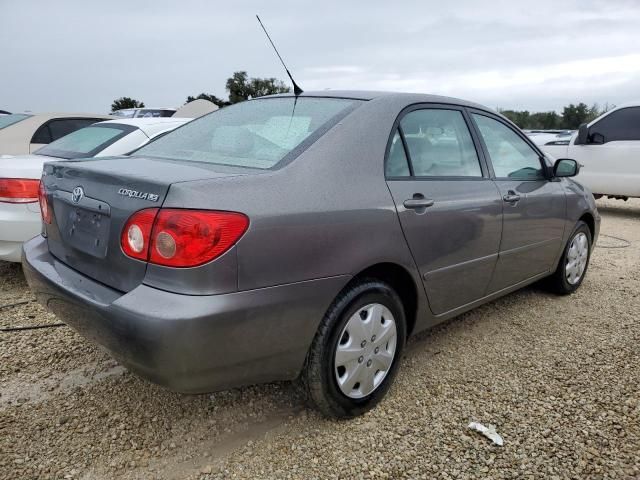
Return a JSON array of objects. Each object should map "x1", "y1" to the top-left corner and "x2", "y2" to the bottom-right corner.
[
  {"x1": 0, "y1": 202, "x2": 40, "y2": 262},
  {"x1": 22, "y1": 235, "x2": 349, "y2": 393}
]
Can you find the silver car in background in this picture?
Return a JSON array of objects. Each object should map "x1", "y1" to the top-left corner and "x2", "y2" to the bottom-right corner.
[{"x1": 23, "y1": 91, "x2": 599, "y2": 418}]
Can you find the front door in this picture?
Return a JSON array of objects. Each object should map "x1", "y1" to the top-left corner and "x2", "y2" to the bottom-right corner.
[
  {"x1": 385, "y1": 106, "x2": 503, "y2": 315},
  {"x1": 469, "y1": 112, "x2": 566, "y2": 293}
]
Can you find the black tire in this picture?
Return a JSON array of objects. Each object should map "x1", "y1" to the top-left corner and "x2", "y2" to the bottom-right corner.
[
  {"x1": 302, "y1": 279, "x2": 407, "y2": 418},
  {"x1": 546, "y1": 220, "x2": 592, "y2": 295}
]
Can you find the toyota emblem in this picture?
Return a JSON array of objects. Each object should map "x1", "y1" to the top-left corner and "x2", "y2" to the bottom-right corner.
[{"x1": 72, "y1": 186, "x2": 84, "y2": 204}]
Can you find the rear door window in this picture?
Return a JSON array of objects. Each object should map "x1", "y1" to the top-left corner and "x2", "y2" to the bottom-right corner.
[
  {"x1": 399, "y1": 109, "x2": 482, "y2": 177},
  {"x1": 385, "y1": 130, "x2": 411, "y2": 177},
  {"x1": 31, "y1": 124, "x2": 52, "y2": 144}
]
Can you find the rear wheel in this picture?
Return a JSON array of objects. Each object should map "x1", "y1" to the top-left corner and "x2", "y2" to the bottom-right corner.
[
  {"x1": 547, "y1": 221, "x2": 592, "y2": 294},
  {"x1": 302, "y1": 279, "x2": 406, "y2": 418}
]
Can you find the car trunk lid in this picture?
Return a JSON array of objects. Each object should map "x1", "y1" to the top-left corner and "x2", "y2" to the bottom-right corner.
[{"x1": 41, "y1": 156, "x2": 250, "y2": 292}]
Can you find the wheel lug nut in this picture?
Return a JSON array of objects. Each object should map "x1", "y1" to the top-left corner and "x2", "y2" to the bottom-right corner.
[
  {"x1": 374, "y1": 347, "x2": 379, "y2": 354},
  {"x1": 358, "y1": 356, "x2": 364, "y2": 363},
  {"x1": 366, "y1": 359, "x2": 372, "y2": 367},
  {"x1": 360, "y1": 340, "x2": 366, "y2": 348},
  {"x1": 371, "y1": 335, "x2": 376, "y2": 341}
]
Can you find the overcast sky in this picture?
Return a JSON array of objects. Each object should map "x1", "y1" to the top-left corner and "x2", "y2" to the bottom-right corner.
[{"x1": 1, "y1": 0, "x2": 639, "y2": 114}]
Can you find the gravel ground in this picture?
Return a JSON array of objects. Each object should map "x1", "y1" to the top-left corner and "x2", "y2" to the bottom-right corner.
[{"x1": 0, "y1": 198, "x2": 638, "y2": 480}]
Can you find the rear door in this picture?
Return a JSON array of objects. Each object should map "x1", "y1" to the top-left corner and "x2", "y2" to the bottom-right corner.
[
  {"x1": 469, "y1": 111, "x2": 566, "y2": 293},
  {"x1": 385, "y1": 105, "x2": 503, "y2": 315}
]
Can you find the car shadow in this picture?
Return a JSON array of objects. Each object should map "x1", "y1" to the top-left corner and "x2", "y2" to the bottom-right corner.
[{"x1": 595, "y1": 201, "x2": 640, "y2": 220}]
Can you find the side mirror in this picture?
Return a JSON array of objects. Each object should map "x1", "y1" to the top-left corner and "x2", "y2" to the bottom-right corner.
[
  {"x1": 576, "y1": 123, "x2": 589, "y2": 145},
  {"x1": 553, "y1": 158, "x2": 580, "y2": 178}
]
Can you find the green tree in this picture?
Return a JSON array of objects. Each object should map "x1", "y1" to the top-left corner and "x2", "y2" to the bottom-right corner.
[
  {"x1": 248, "y1": 77, "x2": 290, "y2": 98},
  {"x1": 529, "y1": 111, "x2": 560, "y2": 130},
  {"x1": 111, "y1": 97, "x2": 144, "y2": 112},
  {"x1": 226, "y1": 71, "x2": 290, "y2": 103},
  {"x1": 226, "y1": 71, "x2": 252, "y2": 104},
  {"x1": 498, "y1": 103, "x2": 612, "y2": 130},
  {"x1": 561, "y1": 103, "x2": 593, "y2": 129},
  {"x1": 499, "y1": 109, "x2": 531, "y2": 129},
  {"x1": 185, "y1": 93, "x2": 230, "y2": 108}
]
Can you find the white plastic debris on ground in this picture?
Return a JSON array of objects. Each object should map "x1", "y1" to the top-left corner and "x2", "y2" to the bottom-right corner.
[{"x1": 468, "y1": 422, "x2": 504, "y2": 446}]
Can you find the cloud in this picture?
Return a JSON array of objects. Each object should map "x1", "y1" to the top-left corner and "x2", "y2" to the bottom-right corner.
[{"x1": 1, "y1": 0, "x2": 639, "y2": 113}]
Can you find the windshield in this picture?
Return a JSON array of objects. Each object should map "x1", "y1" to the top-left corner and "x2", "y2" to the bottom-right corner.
[
  {"x1": 0, "y1": 114, "x2": 31, "y2": 130},
  {"x1": 132, "y1": 97, "x2": 361, "y2": 169},
  {"x1": 35, "y1": 124, "x2": 136, "y2": 159}
]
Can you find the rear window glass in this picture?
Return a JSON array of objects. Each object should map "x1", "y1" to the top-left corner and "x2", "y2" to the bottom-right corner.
[
  {"x1": 0, "y1": 114, "x2": 31, "y2": 130},
  {"x1": 132, "y1": 97, "x2": 360, "y2": 169},
  {"x1": 35, "y1": 124, "x2": 135, "y2": 159}
]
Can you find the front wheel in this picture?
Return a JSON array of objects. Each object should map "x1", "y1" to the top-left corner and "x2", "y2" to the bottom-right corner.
[
  {"x1": 302, "y1": 279, "x2": 407, "y2": 418},
  {"x1": 547, "y1": 221, "x2": 592, "y2": 294}
]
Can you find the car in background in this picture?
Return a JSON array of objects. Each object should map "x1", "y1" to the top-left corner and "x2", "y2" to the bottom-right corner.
[
  {"x1": 526, "y1": 130, "x2": 574, "y2": 148},
  {"x1": 23, "y1": 91, "x2": 599, "y2": 418},
  {"x1": 540, "y1": 104, "x2": 640, "y2": 199},
  {"x1": 0, "y1": 113, "x2": 112, "y2": 156},
  {"x1": 112, "y1": 100, "x2": 220, "y2": 119},
  {"x1": 0, "y1": 117, "x2": 189, "y2": 262},
  {"x1": 111, "y1": 108, "x2": 176, "y2": 118}
]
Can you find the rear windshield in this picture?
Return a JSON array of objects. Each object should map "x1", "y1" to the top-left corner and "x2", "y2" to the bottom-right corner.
[
  {"x1": 0, "y1": 113, "x2": 31, "y2": 130},
  {"x1": 132, "y1": 97, "x2": 360, "y2": 169},
  {"x1": 34, "y1": 123, "x2": 136, "y2": 159}
]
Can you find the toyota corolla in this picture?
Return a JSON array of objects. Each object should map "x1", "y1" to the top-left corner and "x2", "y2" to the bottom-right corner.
[{"x1": 22, "y1": 91, "x2": 599, "y2": 418}]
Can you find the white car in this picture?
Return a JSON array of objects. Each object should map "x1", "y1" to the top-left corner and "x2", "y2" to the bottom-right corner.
[
  {"x1": 0, "y1": 113, "x2": 111, "y2": 155},
  {"x1": 526, "y1": 130, "x2": 574, "y2": 148},
  {"x1": 540, "y1": 104, "x2": 640, "y2": 199},
  {"x1": 111, "y1": 107, "x2": 176, "y2": 118},
  {"x1": 0, "y1": 117, "x2": 190, "y2": 262}
]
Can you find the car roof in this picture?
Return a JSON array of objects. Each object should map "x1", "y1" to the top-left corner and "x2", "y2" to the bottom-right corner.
[
  {"x1": 11, "y1": 112, "x2": 113, "y2": 120},
  {"x1": 98, "y1": 118, "x2": 190, "y2": 136},
  {"x1": 266, "y1": 90, "x2": 492, "y2": 111}
]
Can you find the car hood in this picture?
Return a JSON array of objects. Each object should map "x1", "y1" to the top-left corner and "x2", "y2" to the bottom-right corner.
[{"x1": 0, "y1": 153, "x2": 58, "y2": 179}]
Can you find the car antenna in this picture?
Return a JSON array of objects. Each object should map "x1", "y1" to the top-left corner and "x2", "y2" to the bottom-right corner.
[{"x1": 256, "y1": 15, "x2": 303, "y2": 96}]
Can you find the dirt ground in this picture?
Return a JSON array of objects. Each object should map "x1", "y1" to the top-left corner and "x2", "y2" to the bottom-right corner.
[{"x1": 1, "y1": 198, "x2": 638, "y2": 480}]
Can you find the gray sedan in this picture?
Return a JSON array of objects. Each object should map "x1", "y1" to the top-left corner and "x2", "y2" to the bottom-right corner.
[{"x1": 23, "y1": 91, "x2": 599, "y2": 418}]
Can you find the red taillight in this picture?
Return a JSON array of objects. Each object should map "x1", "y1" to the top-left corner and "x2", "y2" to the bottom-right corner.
[
  {"x1": 121, "y1": 208, "x2": 159, "y2": 261},
  {"x1": 0, "y1": 178, "x2": 40, "y2": 203},
  {"x1": 120, "y1": 209, "x2": 248, "y2": 267},
  {"x1": 38, "y1": 182, "x2": 52, "y2": 224}
]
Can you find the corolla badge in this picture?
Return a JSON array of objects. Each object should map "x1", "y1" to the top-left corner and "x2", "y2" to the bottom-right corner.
[
  {"x1": 118, "y1": 188, "x2": 159, "y2": 202},
  {"x1": 71, "y1": 186, "x2": 84, "y2": 204}
]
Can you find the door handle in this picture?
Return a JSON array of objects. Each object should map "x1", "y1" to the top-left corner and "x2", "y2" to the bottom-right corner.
[
  {"x1": 502, "y1": 191, "x2": 521, "y2": 203},
  {"x1": 404, "y1": 198, "x2": 435, "y2": 209}
]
